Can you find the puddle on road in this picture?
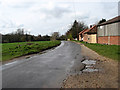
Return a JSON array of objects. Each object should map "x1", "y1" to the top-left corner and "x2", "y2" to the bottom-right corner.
[
  {"x1": 83, "y1": 68, "x2": 99, "y2": 72},
  {"x1": 86, "y1": 65, "x2": 93, "y2": 68},
  {"x1": 82, "y1": 59, "x2": 99, "y2": 73},
  {"x1": 82, "y1": 60, "x2": 96, "y2": 65}
]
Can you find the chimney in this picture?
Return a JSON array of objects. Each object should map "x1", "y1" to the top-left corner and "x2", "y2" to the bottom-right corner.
[{"x1": 90, "y1": 25, "x2": 92, "y2": 28}]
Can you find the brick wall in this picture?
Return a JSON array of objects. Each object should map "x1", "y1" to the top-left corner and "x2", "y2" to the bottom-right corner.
[
  {"x1": 110, "y1": 36, "x2": 120, "y2": 45},
  {"x1": 98, "y1": 36, "x2": 120, "y2": 45}
]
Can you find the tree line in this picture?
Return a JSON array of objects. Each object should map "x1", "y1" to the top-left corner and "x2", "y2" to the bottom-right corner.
[{"x1": 2, "y1": 29, "x2": 66, "y2": 43}]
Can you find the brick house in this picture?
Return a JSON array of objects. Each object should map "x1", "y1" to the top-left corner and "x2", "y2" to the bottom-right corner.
[
  {"x1": 79, "y1": 25, "x2": 97, "y2": 43},
  {"x1": 97, "y1": 16, "x2": 120, "y2": 45}
]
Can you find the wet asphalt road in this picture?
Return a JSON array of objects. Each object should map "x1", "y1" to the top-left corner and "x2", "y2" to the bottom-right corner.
[{"x1": 2, "y1": 41, "x2": 84, "y2": 88}]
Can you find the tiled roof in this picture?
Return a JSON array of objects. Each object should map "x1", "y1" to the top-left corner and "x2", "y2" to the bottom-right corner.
[
  {"x1": 83, "y1": 25, "x2": 96, "y2": 34},
  {"x1": 97, "y1": 16, "x2": 120, "y2": 26},
  {"x1": 79, "y1": 25, "x2": 97, "y2": 35},
  {"x1": 79, "y1": 29, "x2": 88, "y2": 35}
]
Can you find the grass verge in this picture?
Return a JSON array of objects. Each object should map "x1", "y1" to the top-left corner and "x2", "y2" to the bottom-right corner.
[
  {"x1": 74, "y1": 40, "x2": 120, "y2": 61},
  {"x1": 2, "y1": 41, "x2": 61, "y2": 61}
]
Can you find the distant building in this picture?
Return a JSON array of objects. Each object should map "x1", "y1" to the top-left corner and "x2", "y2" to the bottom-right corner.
[
  {"x1": 97, "y1": 16, "x2": 120, "y2": 45},
  {"x1": 79, "y1": 25, "x2": 97, "y2": 43}
]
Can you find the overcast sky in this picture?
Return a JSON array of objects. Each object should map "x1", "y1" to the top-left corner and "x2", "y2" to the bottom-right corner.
[{"x1": 0, "y1": 0, "x2": 119, "y2": 36}]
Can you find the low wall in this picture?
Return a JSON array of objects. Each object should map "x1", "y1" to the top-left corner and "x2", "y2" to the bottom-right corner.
[{"x1": 98, "y1": 36, "x2": 120, "y2": 45}]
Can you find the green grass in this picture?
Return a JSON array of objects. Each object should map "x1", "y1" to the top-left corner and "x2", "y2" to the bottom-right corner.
[
  {"x1": 2, "y1": 41, "x2": 61, "y2": 61},
  {"x1": 74, "y1": 40, "x2": 120, "y2": 61}
]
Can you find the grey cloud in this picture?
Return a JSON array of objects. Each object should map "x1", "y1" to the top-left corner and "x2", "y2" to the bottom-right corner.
[
  {"x1": 101, "y1": 2, "x2": 118, "y2": 14},
  {"x1": 17, "y1": 24, "x2": 24, "y2": 28},
  {"x1": 101, "y1": 2, "x2": 117, "y2": 9},
  {"x1": 41, "y1": 6, "x2": 72, "y2": 18},
  {"x1": 118, "y1": 1, "x2": 120, "y2": 15},
  {"x1": 9, "y1": 2, "x2": 36, "y2": 8},
  {"x1": 0, "y1": 19, "x2": 16, "y2": 29},
  {"x1": 78, "y1": 15, "x2": 89, "y2": 20}
]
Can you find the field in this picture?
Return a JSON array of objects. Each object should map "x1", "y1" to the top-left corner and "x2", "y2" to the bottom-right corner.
[
  {"x1": 2, "y1": 41, "x2": 61, "y2": 61},
  {"x1": 75, "y1": 40, "x2": 120, "y2": 61}
]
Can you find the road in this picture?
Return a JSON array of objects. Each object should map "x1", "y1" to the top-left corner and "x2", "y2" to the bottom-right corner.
[{"x1": 2, "y1": 41, "x2": 84, "y2": 88}]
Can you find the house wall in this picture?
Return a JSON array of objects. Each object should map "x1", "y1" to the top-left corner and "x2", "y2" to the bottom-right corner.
[
  {"x1": 87, "y1": 34, "x2": 97, "y2": 43},
  {"x1": 83, "y1": 34, "x2": 97, "y2": 43},
  {"x1": 79, "y1": 35, "x2": 82, "y2": 41},
  {"x1": 83, "y1": 34, "x2": 88, "y2": 42},
  {"x1": 97, "y1": 22, "x2": 120, "y2": 45},
  {"x1": 98, "y1": 36, "x2": 120, "y2": 45},
  {"x1": 97, "y1": 23, "x2": 120, "y2": 36}
]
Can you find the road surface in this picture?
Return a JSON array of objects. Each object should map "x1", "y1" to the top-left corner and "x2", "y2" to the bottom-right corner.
[{"x1": 2, "y1": 41, "x2": 84, "y2": 88}]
